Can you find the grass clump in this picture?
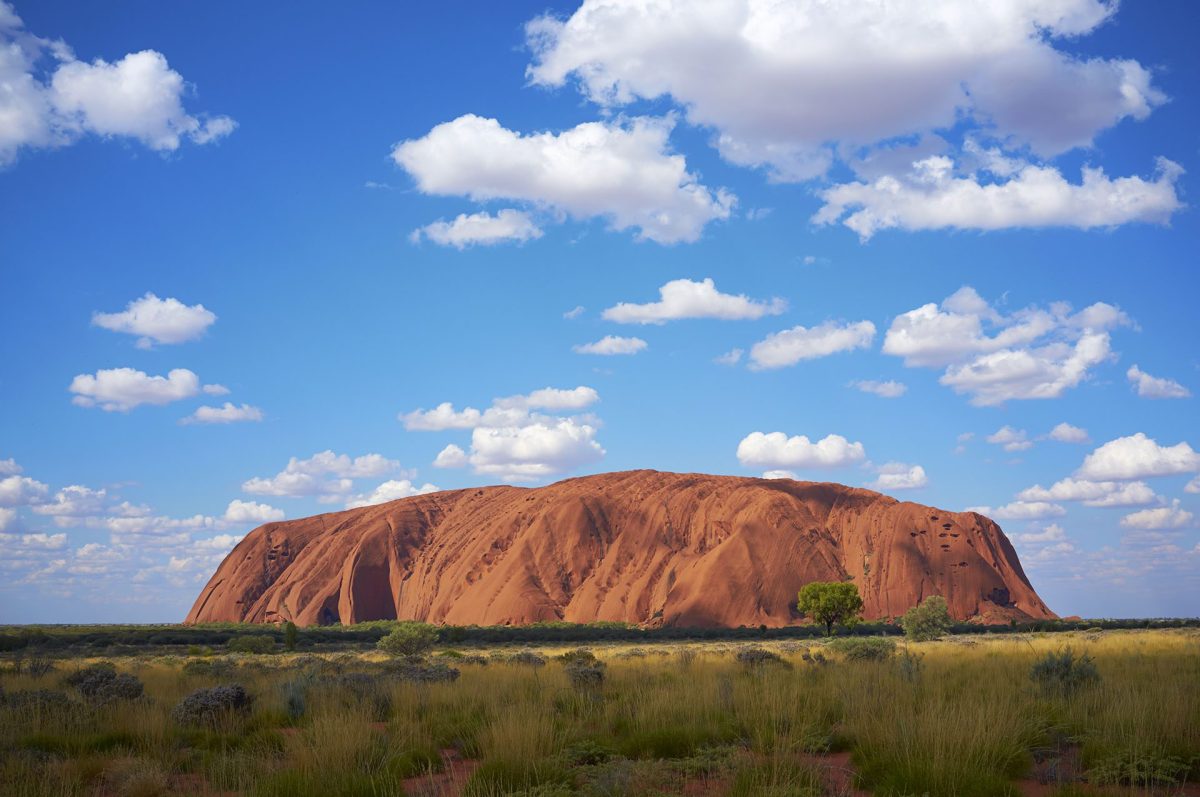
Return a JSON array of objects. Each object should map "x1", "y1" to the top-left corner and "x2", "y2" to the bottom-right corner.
[
  {"x1": 1030, "y1": 648, "x2": 1100, "y2": 697},
  {"x1": 828, "y1": 636, "x2": 896, "y2": 661}
]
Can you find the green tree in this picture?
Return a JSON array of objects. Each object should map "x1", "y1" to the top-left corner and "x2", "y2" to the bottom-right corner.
[
  {"x1": 283, "y1": 621, "x2": 298, "y2": 652},
  {"x1": 900, "y1": 595, "x2": 952, "y2": 642},
  {"x1": 797, "y1": 581, "x2": 864, "y2": 636},
  {"x1": 377, "y1": 621, "x2": 438, "y2": 659}
]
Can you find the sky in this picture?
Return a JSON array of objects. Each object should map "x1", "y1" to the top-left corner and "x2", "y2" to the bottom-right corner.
[{"x1": 1, "y1": 0, "x2": 1197, "y2": 624}]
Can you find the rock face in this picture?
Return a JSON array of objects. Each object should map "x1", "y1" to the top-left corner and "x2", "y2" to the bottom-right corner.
[{"x1": 186, "y1": 470, "x2": 1054, "y2": 627}]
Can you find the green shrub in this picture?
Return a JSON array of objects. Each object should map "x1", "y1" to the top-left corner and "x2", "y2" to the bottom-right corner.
[
  {"x1": 171, "y1": 684, "x2": 254, "y2": 727},
  {"x1": 377, "y1": 621, "x2": 438, "y2": 658},
  {"x1": 828, "y1": 637, "x2": 896, "y2": 662},
  {"x1": 735, "y1": 646, "x2": 788, "y2": 669},
  {"x1": 1029, "y1": 648, "x2": 1100, "y2": 697},
  {"x1": 564, "y1": 657, "x2": 606, "y2": 690},
  {"x1": 283, "y1": 621, "x2": 298, "y2": 652},
  {"x1": 228, "y1": 635, "x2": 275, "y2": 655},
  {"x1": 463, "y1": 759, "x2": 572, "y2": 796},
  {"x1": 900, "y1": 595, "x2": 952, "y2": 641},
  {"x1": 63, "y1": 663, "x2": 144, "y2": 702},
  {"x1": 797, "y1": 581, "x2": 864, "y2": 635}
]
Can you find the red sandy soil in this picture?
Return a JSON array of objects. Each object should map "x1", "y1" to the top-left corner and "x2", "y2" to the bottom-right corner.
[{"x1": 186, "y1": 470, "x2": 1054, "y2": 627}]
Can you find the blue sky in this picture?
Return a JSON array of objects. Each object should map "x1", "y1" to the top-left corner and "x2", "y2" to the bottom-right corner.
[{"x1": 1, "y1": 0, "x2": 1197, "y2": 623}]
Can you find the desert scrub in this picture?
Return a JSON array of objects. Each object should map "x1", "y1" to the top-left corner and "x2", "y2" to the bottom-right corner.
[
  {"x1": 734, "y1": 646, "x2": 789, "y2": 669},
  {"x1": 227, "y1": 635, "x2": 276, "y2": 655},
  {"x1": 1029, "y1": 647, "x2": 1100, "y2": 697},
  {"x1": 172, "y1": 684, "x2": 253, "y2": 727},
  {"x1": 62, "y1": 663, "x2": 144, "y2": 703},
  {"x1": 827, "y1": 636, "x2": 896, "y2": 661}
]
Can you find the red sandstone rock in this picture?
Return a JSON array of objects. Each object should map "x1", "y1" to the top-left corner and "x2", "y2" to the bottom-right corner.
[{"x1": 186, "y1": 470, "x2": 1054, "y2": 627}]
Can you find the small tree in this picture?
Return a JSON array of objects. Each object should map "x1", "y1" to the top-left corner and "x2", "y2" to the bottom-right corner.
[
  {"x1": 377, "y1": 621, "x2": 438, "y2": 659},
  {"x1": 283, "y1": 621, "x2": 298, "y2": 652},
  {"x1": 900, "y1": 595, "x2": 952, "y2": 642},
  {"x1": 797, "y1": 581, "x2": 864, "y2": 636}
]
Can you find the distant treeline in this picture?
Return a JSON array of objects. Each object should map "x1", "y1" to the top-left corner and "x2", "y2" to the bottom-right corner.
[{"x1": 1, "y1": 617, "x2": 1198, "y2": 653}]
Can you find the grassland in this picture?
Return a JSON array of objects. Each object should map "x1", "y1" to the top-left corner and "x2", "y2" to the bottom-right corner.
[{"x1": 1, "y1": 628, "x2": 1197, "y2": 796}]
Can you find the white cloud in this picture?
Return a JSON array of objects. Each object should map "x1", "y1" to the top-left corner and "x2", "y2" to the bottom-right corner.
[
  {"x1": 1120, "y1": 500, "x2": 1194, "y2": 531},
  {"x1": 884, "y1": 287, "x2": 1130, "y2": 406},
  {"x1": 736, "y1": 431, "x2": 866, "y2": 470},
  {"x1": 242, "y1": 451, "x2": 401, "y2": 499},
  {"x1": 1077, "y1": 433, "x2": 1200, "y2": 481},
  {"x1": 526, "y1": 0, "x2": 1163, "y2": 180},
  {"x1": 1126, "y1": 365, "x2": 1191, "y2": 399},
  {"x1": 69, "y1": 367, "x2": 213, "y2": 412},
  {"x1": 180, "y1": 403, "x2": 264, "y2": 425},
  {"x1": 392, "y1": 114, "x2": 733, "y2": 244},
  {"x1": 91, "y1": 293, "x2": 216, "y2": 348},
  {"x1": 0, "y1": 458, "x2": 20, "y2": 475},
  {"x1": 849, "y1": 379, "x2": 906, "y2": 398},
  {"x1": 601, "y1": 278, "x2": 785, "y2": 324},
  {"x1": 761, "y1": 470, "x2": 796, "y2": 480},
  {"x1": 467, "y1": 418, "x2": 605, "y2": 482},
  {"x1": 815, "y1": 156, "x2": 1182, "y2": 239},
  {"x1": 0, "y1": 474, "x2": 49, "y2": 507},
  {"x1": 0, "y1": 507, "x2": 15, "y2": 531},
  {"x1": 0, "y1": 4, "x2": 234, "y2": 164},
  {"x1": 1014, "y1": 523, "x2": 1069, "y2": 545},
  {"x1": 345, "y1": 480, "x2": 440, "y2": 509},
  {"x1": 1047, "y1": 422, "x2": 1089, "y2": 443},
  {"x1": 29, "y1": 485, "x2": 134, "y2": 520},
  {"x1": 1016, "y1": 478, "x2": 1157, "y2": 508},
  {"x1": 433, "y1": 444, "x2": 469, "y2": 469},
  {"x1": 1187, "y1": 476, "x2": 1200, "y2": 495},
  {"x1": 222, "y1": 499, "x2": 284, "y2": 525},
  {"x1": 494, "y1": 386, "x2": 599, "y2": 412},
  {"x1": 986, "y1": 426, "x2": 1032, "y2": 452},
  {"x1": 412, "y1": 209, "x2": 543, "y2": 249},
  {"x1": 402, "y1": 386, "x2": 600, "y2": 431},
  {"x1": 714, "y1": 348, "x2": 743, "y2": 366},
  {"x1": 202, "y1": 384, "x2": 230, "y2": 396},
  {"x1": 563, "y1": 305, "x2": 585, "y2": 320},
  {"x1": 980, "y1": 501, "x2": 1067, "y2": 521},
  {"x1": 748, "y1": 320, "x2": 875, "y2": 370},
  {"x1": 869, "y1": 462, "x2": 928, "y2": 491},
  {"x1": 573, "y1": 335, "x2": 647, "y2": 355}
]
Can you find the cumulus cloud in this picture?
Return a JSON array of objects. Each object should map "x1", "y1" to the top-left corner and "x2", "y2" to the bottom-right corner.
[
  {"x1": 1186, "y1": 476, "x2": 1200, "y2": 495},
  {"x1": 0, "y1": 458, "x2": 20, "y2": 476},
  {"x1": 180, "y1": 403, "x2": 264, "y2": 425},
  {"x1": 0, "y1": 474, "x2": 49, "y2": 506},
  {"x1": 242, "y1": 451, "x2": 401, "y2": 499},
  {"x1": 748, "y1": 320, "x2": 875, "y2": 370},
  {"x1": 433, "y1": 444, "x2": 469, "y2": 469},
  {"x1": 849, "y1": 379, "x2": 906, "y2": 398},
  {"x1": 404, "y1": 387, "x2": 607, "y2": 482},
  {"x1": 68, "y1": 367, "x2": 223, "y2": 412},
  {"x1": 975, "y1": 501, "x2": 1067, "y2": 521},
  {"x1": 1120, "y1": 500, "x2": 1195, "y2": 531},
  {"x1": 392, "y1": 114, "x2": 733, "y2": 244},
  {"x1": 563, "y1": 306, "x2": 585, "y2": 320},
  {"x1": 1013, "y1": 523, "x2": 1069, "y2": 545},
  {"x1": 402, "y1": 386, "x2": 599, "y2": 431},
  {"x1": 1047, "y1": 422, "x2": 1089, "y2": 443},
  {"x1": 573, "y1": 335, "x2": 647, "y2": 356},
  {"x1": 345, "y1": 480, "x2": 439, "y2": 509},
  {"x1": 222, "y1": 500, "x2": 284, "y2": 524},
  {"x1": 869, "y1": 462, "x2": 928, "y2": 491},
  {"x1": 602, "y1": 278, "x2": 785, "y2": 324},
  {"x1": 91, "y1": 293, "x2": 216, "y2": 348},
  {"x1": 1016, "y1": 478, "x2": 1157, "y2": 507},
  {"x1": 412, "y1": 209, "x2": 543, "y2": 249},
  {"x1": 1126, "y1": 365, "x2": 1191, "y2": 399},
  {"x1": 987, "y1": 426, "x2": 1032, "y2": 452},
  {"x1": 883, "y1": 286, "x2": 1130, "y2": 405},
  {"x1": 761, "y1": 470, "x2": 796, "y2": 480},
  {"x1": 0, "y1": 3, "x2": 234, "y2": 165},
  {"x1": 467, "y1": 419, "x2": 605, "y2": 482},
  {"x1": 30, "y1": 485, "x2": 147, "y2": 522},
  {"x1": 736, "y1": 432, "x2": 866, "y2": 470},
  {"x1": 814, "y1": 155, "x2": 1183, "y2": 239},
  {"x1": 527, "y1": 0, "x2": 1164, "y2": 181},
  {"x1": 0, "y1": 507, "x2": 14, "y2": 531},
  {"x1": 1076, "y1": 433, "x2": 1200, "y2": 481}
]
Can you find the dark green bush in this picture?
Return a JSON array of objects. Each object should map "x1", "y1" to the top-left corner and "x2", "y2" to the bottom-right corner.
[
  {"x1": 228, "y1": 635, "x2": 275, "y2": 655},
  {"x1": 63, "y1": 664, "x2": 144, "y2": 703},
  {"x1": 828, "y1": 637, "x2": 896, "y2": 662},
  {"x1": 900, "y1": 595, "x2": 952, "y2": 642},
  {"x1": 171, "y1": 684, "x2": 254, "y2": 727},
  {"x1": 1030, "y1": 648, "x2": 1100, "y2": 697}
]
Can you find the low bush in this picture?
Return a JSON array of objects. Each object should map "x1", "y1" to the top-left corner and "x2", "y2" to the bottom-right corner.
[
  {"x1": 734, "y1": 646, "x2": 788, "y2": 669},
  {"x1": 1030, "y1": 648, "x2": 1100, "y2": 697},
  {"x1": 228, "y1": 635, "x2": 275, "y2": 655},
  {"x1": 63, "y1": 664, "x2": 144, "y2": 703},
  {"x1": 828, "y1": 637, "x2": 896, "y2": 662},
  {"x1": 508, "y1": 650, "x2": 548, "y2": 668},
  {"x1": 377, "y1": 621, "x2": 438, "y2": 658},
  {"x1": 900, "y1": 595, "x2": 952, "y2": 642},
  {"x1": 564, "y1": 657, "x2": 606, "y2": 690},
  {"x1": 171, "y1": 684, "x2": 254, "y2": 727}
]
